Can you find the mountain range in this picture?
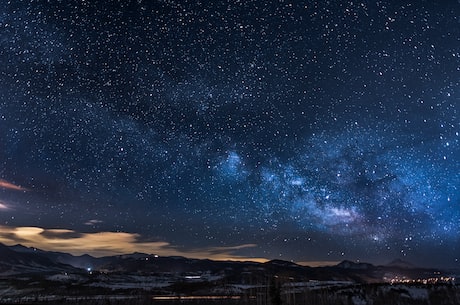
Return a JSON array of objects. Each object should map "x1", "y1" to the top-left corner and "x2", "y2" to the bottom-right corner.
[{"x1": 0, "y1": 243, "x2": 455, "y2": 284}]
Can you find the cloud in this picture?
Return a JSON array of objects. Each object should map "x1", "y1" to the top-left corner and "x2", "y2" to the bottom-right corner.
[
  {"x1": 84, "y1": 219, "x2": 103, "y2": 226},
  {"x1": 0, "y1": 180, "x2": 28, "y2": 191},
  {"x1": 0, "y1": 201, "x2": 10, "y2": 210},
  {"x1": 0, "y1": 225, "x2": 266, "y2": 262}
]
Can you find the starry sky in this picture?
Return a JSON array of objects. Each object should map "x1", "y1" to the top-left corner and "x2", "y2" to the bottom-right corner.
[{"x1": 0, "y1": 0, "x2": 459, "y2": 268}]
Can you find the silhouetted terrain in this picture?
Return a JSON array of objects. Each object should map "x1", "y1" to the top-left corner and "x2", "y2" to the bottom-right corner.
[{"x1": 0, "y1": 243, "x2": 459, "y2": 304}]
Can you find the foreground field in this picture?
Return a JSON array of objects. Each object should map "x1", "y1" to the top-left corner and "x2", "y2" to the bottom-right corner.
[{"x1": 1, "y1": 276, "x2": 459, "y2": 305}]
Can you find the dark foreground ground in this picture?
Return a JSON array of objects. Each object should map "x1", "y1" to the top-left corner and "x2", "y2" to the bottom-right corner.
[{"x1": 0, "y1": 283, "x2": 459, "y2": 305}]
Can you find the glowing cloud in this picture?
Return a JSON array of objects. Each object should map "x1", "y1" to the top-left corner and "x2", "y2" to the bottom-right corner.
[
  {"x1": 0, "y1": 225, "x2": 266, "y2": 262},
  {"x1": 0, "y1": 202, "x2": 10, "y2": 210},
  {"x1": 0, "y1": 179, "x2": 28, "y2": 191},
  {"x1": 84, "y1": 219, "x2": 103, "y2": 226}
]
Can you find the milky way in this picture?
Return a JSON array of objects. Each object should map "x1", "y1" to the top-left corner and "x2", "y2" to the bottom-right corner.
[{"x1": 0, "y1": 0, "x2": 459, "y2": 267}]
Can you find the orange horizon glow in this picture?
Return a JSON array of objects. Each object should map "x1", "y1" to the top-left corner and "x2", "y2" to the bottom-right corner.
[
  {"x1": 0, "y1": 225, "x2": 343, "y2": 266},
  {"x1": 0, "y1": 225, "x2": 267, "y2": 263}
]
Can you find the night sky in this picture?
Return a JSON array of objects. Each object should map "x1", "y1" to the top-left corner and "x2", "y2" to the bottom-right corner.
[{"x1": 0, "y1": 0, "x2": 459, "y2": 268}]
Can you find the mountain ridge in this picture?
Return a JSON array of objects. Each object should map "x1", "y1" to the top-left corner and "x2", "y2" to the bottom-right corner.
[{"x1": 0, "y1": 243, "x2": 455, "y2": 284}]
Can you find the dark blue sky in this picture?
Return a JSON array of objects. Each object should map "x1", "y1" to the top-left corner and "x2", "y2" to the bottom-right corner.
[{"x1": 0, "y1": 0, "x2": 459, "y2": 267}]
